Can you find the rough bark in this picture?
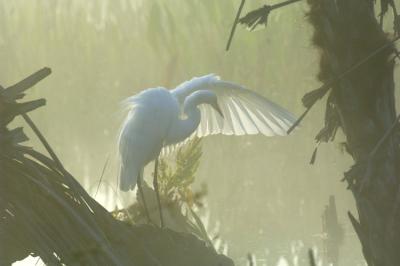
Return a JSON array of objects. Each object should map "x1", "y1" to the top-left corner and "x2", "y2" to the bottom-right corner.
[{"x1": 307, "y1": 1, "x2": 400, "y2": 265}]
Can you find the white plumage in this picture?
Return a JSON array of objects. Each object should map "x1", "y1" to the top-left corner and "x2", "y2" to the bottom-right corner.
[
  {"x1": 172, "y1": 74, "x2": 295, "y2": 137},
  {"x1": 118, "y1": 88, "x2": 179, "y2": 190},
  {"x1": 118, "y1": 74, "x2": 296, "y2": 192}
]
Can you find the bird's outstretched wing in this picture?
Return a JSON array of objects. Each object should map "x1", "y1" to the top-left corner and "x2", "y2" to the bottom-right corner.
[{"x1": 171, "y1": 74, "x2": 296, "y2": 137}]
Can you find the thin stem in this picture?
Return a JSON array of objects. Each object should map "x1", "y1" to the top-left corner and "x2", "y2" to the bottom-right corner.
[
  {"x1": 358, "y1": 111, "x2": 400, "y2": 193},
  {"x1": 138, "y1": 172, "x2": 152, "y2": 224},
  {"x1": 287, "y1": 104, "x2": 312, "y2": 134},
  {"x1": 153, "y1": 157, "x2": 164, "y2": 228},
  {"x1": 225, "y1": 0, "x2": 245, "y2": 51},
  {"x1": 226, "y1": 0, "x2": 303, "y2": 51},
  {"x1": 94, "y1": 155, "x2": 110, "y2": 198},
  {"x1": 370, "y1": 113, "x2": 400, "y2": 158},
  {"x1": 270, "y1": 0, "x2": 303, "y2": 10},
  {"x1": 22, "y1": 113, "x2": 65, "y2": 172},
  {"x1": 287, "y1": 35, "x2": 400, "y2": 134}
]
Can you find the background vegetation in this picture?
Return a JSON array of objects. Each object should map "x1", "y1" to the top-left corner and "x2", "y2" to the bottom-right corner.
[{"x1": 2, "y1": 0, "x2": 395, "y2": 265}]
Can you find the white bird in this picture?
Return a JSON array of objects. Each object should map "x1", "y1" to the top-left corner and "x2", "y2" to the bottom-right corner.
[{"x1": 118, "y1": 74, "x2": 296, "y2": 226}]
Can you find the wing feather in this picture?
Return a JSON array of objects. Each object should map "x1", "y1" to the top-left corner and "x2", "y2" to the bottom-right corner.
[
  {"x1": 231, "y1": 97, "x2": 259, "y2": 134},
  {"x1": 219, "y1": 97, "x2": 234, "y2": 135},
  {"x1": 238, "y1": 94, "x2": 283, "y2": 135},
  {"x1": 163, "y1": 74, "x2": 297, "y2": 154},
  {"x1": 226, "y1": 99, "x2": 246, "y2": 135}
]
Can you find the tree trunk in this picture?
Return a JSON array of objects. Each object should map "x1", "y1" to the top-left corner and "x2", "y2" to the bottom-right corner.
[{"x1": 307, "y1": 1, "x2": 400, "y2": 265}]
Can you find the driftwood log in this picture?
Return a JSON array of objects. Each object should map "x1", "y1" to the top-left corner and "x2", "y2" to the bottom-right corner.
[
  {"x1": 307, "y1": 0, "x2": 400, "y2": 265},
  {"x1": 0, "y1": 69, "x2": 234, "y2": 266}
]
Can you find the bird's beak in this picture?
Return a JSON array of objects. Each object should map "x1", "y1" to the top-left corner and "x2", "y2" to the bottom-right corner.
[{"x1": 215, "y1": 105, "x2": 224, "y2": 118}]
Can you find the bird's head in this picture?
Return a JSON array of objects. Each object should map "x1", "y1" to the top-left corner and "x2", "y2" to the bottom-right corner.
[
  {"x1": 186, "y1": 90, "x2": 224, "y2": 118},
  {"x1": 203, "y1": 90, "x2": 224, "y2": 118}
]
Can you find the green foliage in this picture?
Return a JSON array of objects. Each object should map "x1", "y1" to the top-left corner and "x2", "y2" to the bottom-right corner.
[
  {"x1": 113, "y1": 138, "x2": 207, "y2": 221},
  {"x1": 155, "y1": 138, "x2": 220, "y2": 249},
  {"x1": 158, "y1": 138, "x2": 206, "y2": 208},
  {"x1": 112, "y1": 138, "x2": 217, "y2": 248}
]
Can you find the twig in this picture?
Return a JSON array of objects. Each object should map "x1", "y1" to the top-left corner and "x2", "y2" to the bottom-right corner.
[
  {"x1": 226, "y1": 0, "x2": 303, "y2": 50},
  {"x1": 225, "y1": 0, "x2": 245, "y2": 51},
  {"x1": 94, "y1": 155, "x2": 110, "y2": 199},
  {"x1": 287, "y1": 104, "x2": 312, "y2": 134},
  {"x1": 358, "y1": 113, "x2": 400, "y2": 192},
  {"x1": 239, "y1": 0, "x2": 303, "y2": 31},
  {"x1": 3, "y1": 68, "x2": 51, "y2": 100},
  {"x1": 2, "y1": 67, "x2": 64, "y2": 172},
  {"x1": 271, "y1": 0, "x2": 303, "y2": 10},
  {"x1": 188, "y1": 206, "x2": 216, "y2": 252},
  {"x1": 22, "y1": 113, "x2": 65, "y2": 172},
  {"x1": 287, "y1": 35, "x2": 400, "y2": 134},
  {"x1": 370, "y1": 113, "x2": 400, "y2": 158}
]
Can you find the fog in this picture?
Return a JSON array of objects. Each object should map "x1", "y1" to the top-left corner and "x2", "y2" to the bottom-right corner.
[{"x1": 2, "y1": 0, "x2": 387, "y2": 265}]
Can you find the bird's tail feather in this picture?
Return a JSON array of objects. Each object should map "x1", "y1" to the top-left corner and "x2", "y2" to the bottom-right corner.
[{"x1": 119, "y1": 164, "x2": 142, "y2": 192}]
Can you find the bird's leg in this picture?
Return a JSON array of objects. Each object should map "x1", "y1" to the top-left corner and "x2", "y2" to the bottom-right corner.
[
  {"x1": 153, "y1": 157, "x2": 164, "y2": 228},
  {"x1": 137, "y1": 172, "x2": 151, "y2": 224}
]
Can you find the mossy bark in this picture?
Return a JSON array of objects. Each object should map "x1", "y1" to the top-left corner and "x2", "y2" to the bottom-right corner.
[{"x1": 307, "y1": 1, "x2": 400, "y2": 265}]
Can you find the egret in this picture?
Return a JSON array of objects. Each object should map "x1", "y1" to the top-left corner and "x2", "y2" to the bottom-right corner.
[{"x1": 118, "y1": 74, "x2": 296, "y2": 227}]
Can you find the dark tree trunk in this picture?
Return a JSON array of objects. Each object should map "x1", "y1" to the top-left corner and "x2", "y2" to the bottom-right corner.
[{"x1": 307, "y1": 0, "x2": 400, "y2": 265}]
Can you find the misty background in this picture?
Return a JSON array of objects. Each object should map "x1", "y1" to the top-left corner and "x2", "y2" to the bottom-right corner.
[{"x1": 3, "y1": 0, "x2": 396, "y2": 265}]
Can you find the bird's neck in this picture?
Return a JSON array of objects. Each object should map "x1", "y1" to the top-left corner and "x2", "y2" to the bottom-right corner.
[
  {"x1": 165, "y1": 90, "x2": 215, "y2": 145},
  {"x1": 165, "y1": 107, "x2": 201, "y2": 145}
]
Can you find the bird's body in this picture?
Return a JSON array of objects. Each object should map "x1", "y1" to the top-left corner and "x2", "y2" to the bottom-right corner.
[
  {"x1": 118, "y1": 88, "x2": 179, "y2": 190},
  {"x1": 118, "y1": 74, "x2": 296, "y2": 192}
]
